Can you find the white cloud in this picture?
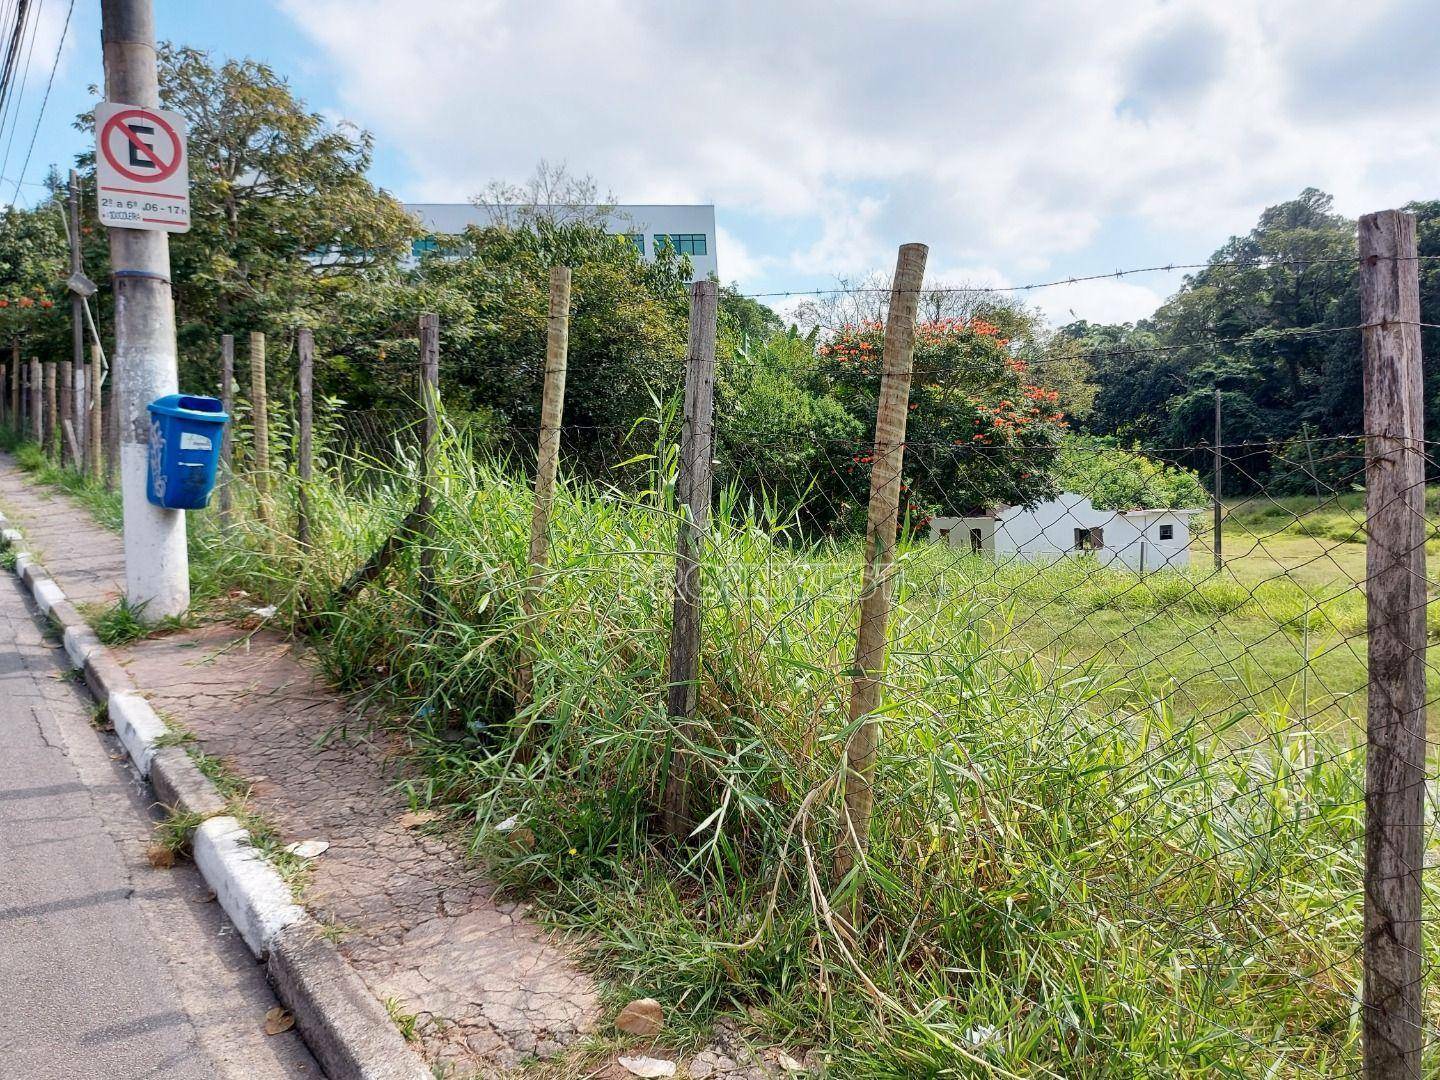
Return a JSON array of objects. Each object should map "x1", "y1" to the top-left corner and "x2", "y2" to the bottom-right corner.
[{"x1": 280, "y1": 0, "x2": 1440, "y2": 309}]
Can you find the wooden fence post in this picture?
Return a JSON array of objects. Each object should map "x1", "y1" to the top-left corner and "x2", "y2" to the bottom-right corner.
[
  {"x1": 0, "y1": 361, "x2": 7, "y2": 430},
  {"x1": 104, "y1": 372, "x2": 117, "y2": 491},
  {"x1": 250, "y1": 331, "x2": 270, "y2": 523},
  {"x1": 43, "y1": 361, "x2": 57, "y2": 458},
  {"x1": 514, "y1": 266, "x2": 572, "y2": 727},
  {"x1": 418, "y1": 313, "x2": 440, "y2": 621},
  {"x1": 1360, "y1": 209, "x2": 1426, "y2": 1080},
  {"x1": 72, "y1": 361, "x2": 86, "y2": 470},
  {"x1": 10, "y1": 341, "x2": 18, "y2": 432},
  {"x1": 218, "y1": 333, "x2": 234, "y2": 528},
  {"x1": 59, "y1": 360, "x2": 73, "y2": 467},
  {"x1": 833, "y1": 242, "x2": 927, "y2": 901},
  {"x1": 89, "y1": 343, "x2": 104, "y2": 483},
  {"x1": 29, "y1": 357, "x2": 42, "y2": 444},
  {"x1": 296, "y1": 328, "x2": 314, "y2": 548},
  {"x1": 659, "y1": 279, "x2": 720, "y2": 840}
]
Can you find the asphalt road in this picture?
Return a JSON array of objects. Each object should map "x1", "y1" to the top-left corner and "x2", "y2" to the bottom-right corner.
[{"x1": 0, "y1": 571, "x2": 320, "y2": 1080}]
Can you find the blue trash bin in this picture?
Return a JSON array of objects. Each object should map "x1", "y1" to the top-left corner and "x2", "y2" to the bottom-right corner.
[{"x1": 146, "y1": 394, "x2": 229, "y2": 510}]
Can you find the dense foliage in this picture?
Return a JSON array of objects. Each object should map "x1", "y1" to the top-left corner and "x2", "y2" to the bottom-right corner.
[{"x1": 1064, "y1": 188, "x2": 1440, "y2": 489}]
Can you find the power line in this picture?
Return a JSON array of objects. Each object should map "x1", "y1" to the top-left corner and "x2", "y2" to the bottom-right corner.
[
  {"x1": 0, "y1": 0, "x2": 41, "y2": 194},
  {"x1": 737, "y1": 254, "x2": 1440, "y2": 301},
  {"x1": 10, "y1": 0, "x2": 73, "y2": 203}
]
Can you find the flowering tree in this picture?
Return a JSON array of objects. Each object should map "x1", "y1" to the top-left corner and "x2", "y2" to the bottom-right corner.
[{"x1": 816, "y1": 316, "x2": 1068, "y2": 531}]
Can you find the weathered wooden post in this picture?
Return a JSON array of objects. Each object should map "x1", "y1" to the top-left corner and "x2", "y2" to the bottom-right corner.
[
  {"x1": 296, "y1": 328, "x2": 314, "y2": 548},
  {"x1": 0, "y1": 361, "x2": 7, "y2": 430},
  {"x1": 43, "y1": 361, "x2": 57, "y2": 458},
  {"x1": 89, "y1": 342, "x2": 104, "y2": 483},
  {"x1": 514, "y1": 267, "x2": 572, "y2": 728},
  {"x1": 1360, "y1": 209, "x2": 1427, "y2": 1080},
  {"x1": 104, "y1": 374, "x2": 118, "y2": 491},
  {"x1": 59, "y1": 360, "x2": 73, "y2": 466},
  {"x1": 416, "y1": 313, "x2": 441, "y2": 622},
  {"x1": 218, "y1": 334, "x2": 234, "y2": 528},
  {"x1": 833, "y1": 242, "x2": 927, "y2": 904},
  {"x1": 72, "y1": 361, "x2": 87, "y2": 469},
  {"x1": 659, "y1": 279, "x2": 720, "y2": 840},
  {"x1": 8, "y1": 340, "x2": 17, "y2": 430},
  {"x1": 29, "y1": 357, "x2": 42, "y2": 444},
  {"x1": 250, "y1": 331, "x2": 270, "y2": 523}
]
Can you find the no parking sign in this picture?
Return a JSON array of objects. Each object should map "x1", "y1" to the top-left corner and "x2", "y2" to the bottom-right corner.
[{"x1": 94, "y1": 101, "x2": 191, "y2": 233}]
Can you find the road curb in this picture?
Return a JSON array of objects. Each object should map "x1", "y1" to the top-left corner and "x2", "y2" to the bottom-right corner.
[{"x1": 0, "y1": 510, "x2": 427, "y2": 1080}]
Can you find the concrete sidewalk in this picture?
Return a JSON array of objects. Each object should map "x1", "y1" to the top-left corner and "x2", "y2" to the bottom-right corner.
[
  {"x1": 0, "y1": 569, "x2": 318, "y2": 1078},
  {"x1": 0, "y1": 456, "x2": 603, "y2": 1077}
]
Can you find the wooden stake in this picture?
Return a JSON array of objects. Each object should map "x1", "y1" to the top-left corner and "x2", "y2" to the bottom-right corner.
[
  {"x1": 89, "y1": 343, "x2": 104, "y2": 483},
  {"x1": 62, "y1": 418, "x2": 81, "y2": 466},
  {"x1": 296, "y1": 328, "x2": 314, "y2": 548},
  {"x1": 418, "y1": 313, "x2": 440, "y2": 621},
  {"x1": 104, "y1": 373, "x2": 117, "y2": 491},
  {"x1": 250, "y1": 331, "x2": 270, "y2": 523},
  {"x1": 514, "y1": 266, "x2": 572, "y2": 725},
  {"x1": 43, "y1": 361, "x2": 57, "y2": 458},
  {"x1": 29, "y1": 358, "x2": 42, "y2": 444},
  {"x1": 834, "y1": 243, "x2": 927, "y2": 896},
  {"x1": 73, "y1": 362, "x2": 87, "y2": 471},
  {"x1": 218, "y1": 334, "x2": 234, "y2": 528},
  {"x1": 1360, "y1": 209, "x2": 1426, "y2": 1080},
  {"x1": 9, "y1": 340, "x2": 17, "y2": 430},
  {"x1": 59, "y1": 360, "x2": 73, "y2": 467},
  {"x1": 659, "y1": 279, "x2": 720, "y2": 840}
]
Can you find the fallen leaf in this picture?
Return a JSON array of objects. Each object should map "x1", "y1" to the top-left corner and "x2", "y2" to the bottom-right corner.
[
  {"x1": 399, "y1": 810, "x2": 439, "y2": 829},
  {"x1": 264, "y1": 1006, "x2": 294, "y2": 1035},
  {"x1": 145, "y1": 842, "x2": 176, "y2": 869},
  {"x1": 777, "y1": 1052, "x2": 805, "y2": 1072},
  {"x1": 618, "y1": 1056, "x2": 675, "y2": 1078},
  {"x1": 284, "y1": 839, "x2": 330, "y2": 859},
  {"x1": 615, "y1": 997, "x2": 664, "y2": 1036}
]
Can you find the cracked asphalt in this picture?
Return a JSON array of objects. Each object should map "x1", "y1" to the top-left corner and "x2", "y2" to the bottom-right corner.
[{"x1": 0, "y1": 570, "x2": 319, "y2": 1080}]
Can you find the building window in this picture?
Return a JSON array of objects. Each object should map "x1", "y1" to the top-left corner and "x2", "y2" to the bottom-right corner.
[
  {"x1": 1158, "y1": 523, "x2": 1174, "y2": 541},
  {"x1": 1075, "y1": 527, "x2": 1104, "y2": 551},
  {"x1": 655, "y1": 233, "x2": 707, "y2": 256},
  {"x1": 411, "y1": 235, "x2": 439, "y2": 259},
  {"x1": 624, "y1": 233, "x2": 644, "y2": 255},
  {"x1": 970, "y1": 528, "x2": 983, "y2": 553}
]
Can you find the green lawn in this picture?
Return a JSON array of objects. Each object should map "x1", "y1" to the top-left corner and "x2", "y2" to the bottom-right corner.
[{"x1": 901, "y1": 487, "x2": 1439, "y2": 749}]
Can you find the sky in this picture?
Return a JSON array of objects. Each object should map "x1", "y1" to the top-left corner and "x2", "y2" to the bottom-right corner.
[{"x1": 7, "y1": 0, "x2": 1440, "y2": 325}]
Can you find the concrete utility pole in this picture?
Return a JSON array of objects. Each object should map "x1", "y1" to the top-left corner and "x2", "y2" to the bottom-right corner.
[{"x1": 101, "y1": 0, "x2": 188, "y2": 620}]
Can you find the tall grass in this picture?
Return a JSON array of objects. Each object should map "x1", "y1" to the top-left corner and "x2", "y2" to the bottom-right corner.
[{"x1": 4, "y1": 420, "x2": 1421, "y2": 1075}]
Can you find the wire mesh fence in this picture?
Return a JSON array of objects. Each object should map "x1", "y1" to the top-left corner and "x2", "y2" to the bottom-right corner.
[{"x1": 2, "y1": 229, "x2": 1436, "y2": 1076}]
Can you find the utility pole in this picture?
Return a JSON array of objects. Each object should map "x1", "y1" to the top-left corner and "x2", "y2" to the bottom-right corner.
[{"x1": 101, "y1": 0, "x2": 188, "y2": 620}]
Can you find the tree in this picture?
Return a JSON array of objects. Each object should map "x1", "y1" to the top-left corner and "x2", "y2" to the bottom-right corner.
[
  {"x1": 472, "y1": 159, "x2": 618, "y2": 230},
  {"x1": 73, "y1": 44, "x2": 417, "y2": 389}
]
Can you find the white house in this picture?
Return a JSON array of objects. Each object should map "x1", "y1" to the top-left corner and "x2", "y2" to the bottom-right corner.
[
  {"x1": 928, "y1": 492, "x2": 1202, "y2": 572},
  {"x1": 403, "y1": 203, "x2": 718, "y2": 281}
]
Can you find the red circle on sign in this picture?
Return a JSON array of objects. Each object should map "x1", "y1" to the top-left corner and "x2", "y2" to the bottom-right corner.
[{"x1": 100, "y1": 108, "x2": 183, "y2": 184}]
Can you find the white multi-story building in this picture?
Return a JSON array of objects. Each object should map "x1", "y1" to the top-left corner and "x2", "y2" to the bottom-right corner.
[{"x1": 404, "y1": 203, "x2": 718, "y2": 281}]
